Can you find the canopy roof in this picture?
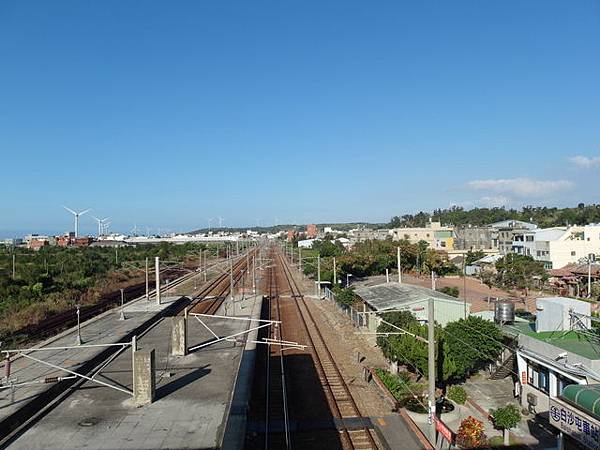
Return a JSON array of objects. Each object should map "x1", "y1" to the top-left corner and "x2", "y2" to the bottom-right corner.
[{"x1": 562, "y1": 384, "x2": 600, "y2": 419}]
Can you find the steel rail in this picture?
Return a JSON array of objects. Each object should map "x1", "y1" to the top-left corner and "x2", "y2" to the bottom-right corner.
[{"x1": 276, "y1": 249, "x2": 378, "y2": 450}]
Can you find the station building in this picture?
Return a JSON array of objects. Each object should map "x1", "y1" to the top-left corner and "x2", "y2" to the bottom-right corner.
[
  {"x1": 354, "y1": 282, "x2": 469, "y2": 329},
  {"x1": 500, "y1": 298, "x2": 600, "y2": 428}
]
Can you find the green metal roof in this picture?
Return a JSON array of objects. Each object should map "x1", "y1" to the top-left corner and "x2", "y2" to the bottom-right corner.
[
  {"x1": 562, "y1": 385, "x2": 600, "y2": 419},
  {"x1": 502, "y1": 322, "x2": 600, "y2": 360}
]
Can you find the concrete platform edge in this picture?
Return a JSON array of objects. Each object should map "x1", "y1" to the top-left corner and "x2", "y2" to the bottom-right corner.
[{"x1": 221, "y1": 295, "x2": 264, "y2": 450}]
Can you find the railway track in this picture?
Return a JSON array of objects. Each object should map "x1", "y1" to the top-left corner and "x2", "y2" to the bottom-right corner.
[
  {"x1": 275, "y1": 248, "x2": 378, "y2": 450},
  {"x1": 188, "y1": 247, "x2": 260, "y2": 315},
  {"x1": 263, "y1": 254, "x2": 291, "y2": 449}
]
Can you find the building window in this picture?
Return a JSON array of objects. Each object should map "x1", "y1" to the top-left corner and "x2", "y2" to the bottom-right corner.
[
  {"x1": 571, "y1": 251, "x2": 576, "y2": 256},
  {"x1": 527, "y1": 362, "x2": 550, "y2": 394},
  {"x1": 558, "y1": 376, "x2": 576, "y2": 395}
]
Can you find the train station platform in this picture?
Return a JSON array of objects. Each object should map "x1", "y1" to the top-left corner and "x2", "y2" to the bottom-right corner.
[
  {"x1": 0, "y1": 293, "x2": 188, "y2": 445},
  {"x1": 4, "y1": 293, "x2": 264, "y2": 450}
]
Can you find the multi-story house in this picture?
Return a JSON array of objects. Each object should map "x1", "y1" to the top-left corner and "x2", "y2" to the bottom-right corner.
[
  {"x1": 489, "y1": 220, "x2": 537, "y2": 255},
  {"x1": 390, "y1": 221, "x2": 454, "y2": 250},
  {"x1": 514, "y1": 225, "x2": 600, "y2": 269}
]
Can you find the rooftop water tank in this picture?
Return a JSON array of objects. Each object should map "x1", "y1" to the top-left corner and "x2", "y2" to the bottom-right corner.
[{"x1": 494, "y1": 301, "x2": 515, "y2": 324}]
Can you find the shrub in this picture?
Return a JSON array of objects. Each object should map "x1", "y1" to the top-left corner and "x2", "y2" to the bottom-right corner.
[
  {"x1": 456, "y1": 416, "x2": 486, "y2": 448},
  {"x1": 373, "y1": 368, "x2": 418, "y2": 402},
  {"x1": 439, "y1": 286, "x2": 459, "y2": 298},
  {"x1": 447, "y1": 385, "x2": 467, "y2": 405}
]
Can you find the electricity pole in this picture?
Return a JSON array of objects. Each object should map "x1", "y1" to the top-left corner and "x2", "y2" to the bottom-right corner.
[
  {"x1": 145, "y1": 257, "x2": 149, "y2": 300},
  {"x1": 333, "y1": 257, "x2": 337, "y2": 286},
  {"x1": 317, "y1": 255, "x2": 321, "y2": 298},
  {"x1": 230, "y1": 258, "x2": 234, "y2": 302},
  {"x1": 397, "y1": 247, "x2": 402, "y2": 283},
  {"x1": 155, "y1": 256, "x2": 161, "y2": 305},
  {"x1": 427, "y1": 296, "x2": 436, "y2": 441}
]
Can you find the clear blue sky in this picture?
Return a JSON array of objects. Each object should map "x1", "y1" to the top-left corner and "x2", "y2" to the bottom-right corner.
[{"x1": 1, "y1": 1, "x2": 599, "y2": 237}]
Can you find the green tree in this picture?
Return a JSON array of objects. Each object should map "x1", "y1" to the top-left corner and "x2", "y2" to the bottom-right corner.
[
  {"x1": 465, "y1": 250, "x2": 485, "y2": 266},
  {"x1": 332, "y1": 286, "x2": 357, "y2": 306},
  {"x1": 490, "y1": 404, "x2": 521, "y2": 445},
  {"x1": 442, "y1": 316, "x2": 504, "y2": 381},
  {"x1": 495, "y1": 254, "x2": 547, "y2": 289}
]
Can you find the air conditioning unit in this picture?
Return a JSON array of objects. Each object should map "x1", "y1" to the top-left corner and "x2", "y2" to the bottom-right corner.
[{"x1": 527, "y1": 393, "x2": 537, "y2": 406}]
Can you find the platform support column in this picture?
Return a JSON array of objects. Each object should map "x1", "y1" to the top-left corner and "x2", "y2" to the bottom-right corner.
[
  {"x1": 171, "y1": 315, "x2": 188, "y2": 356},
  {"x1": 155, "y1": 256, "x2": 161, "y2": 305},
  {"x1": 133, "y1": 349, "x2": 156, "y2": 407}
]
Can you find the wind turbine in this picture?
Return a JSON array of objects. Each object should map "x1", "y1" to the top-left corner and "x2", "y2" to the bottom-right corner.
[
  {"x1": 63, "y1": 206, "x2": 91, "y2": 238},
  {"x1": 92, "y1": 216, "x2": 109, "y2": 237}
]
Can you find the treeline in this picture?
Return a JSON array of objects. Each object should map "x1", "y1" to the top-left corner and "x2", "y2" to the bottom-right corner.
[
  {"x1": 301, "y1": 238, "x2": 458, "y2": 287},
  {"x1": 0, "y1": 242, "x2": 212, "y2": 336},
  {"x1": 388, "y1": 203, "x2": 600, "y2": 228}
]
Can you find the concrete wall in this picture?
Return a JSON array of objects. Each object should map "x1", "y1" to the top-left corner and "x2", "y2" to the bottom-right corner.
[
  {"x1": 409, "y1": 298, "x2": 468, "y2": 326},
  {"x1": 519, "y1": 334, "x2": 600, "y2": 373},
  {"x1": 536, "y1": 297, "x2": 591, "y2": 332}
]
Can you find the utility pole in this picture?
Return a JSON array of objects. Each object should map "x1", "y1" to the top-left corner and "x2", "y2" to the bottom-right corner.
[
  {"x1": 145, "y1": 257, "x2": 149, "y2": 300},
  {"x1": 115, "y1": 247, "x2": 118, "y2": 265},
  {"x1": 431, "y1": 271, "x2": 436, "y2": 291},
  {"x1": 204, "y1": 249, "x2": 208, "y2": 282},
  {"x1": 333, "y1": 257, "x2": 337, "y2": 286},
  {"x1": 12, "y1": 253, "x2": 15, "y2": 279},
  {"x1": 463, "y1": 255, "x2": 467, "y2": 319},
  {"x1": 427, "y1": 296, "x2": 436, "y2": 441},
  {"x1": 252, "y1": 255, "x2": 256, "y2": 294},
  {"x1": 397, "y1": 247, "x2": 402, "y2": 284},
  {"x1": 299, "y1": 247, "x2": 302, "y2": 273},
  {"x1": 119, "y1": 288, "x2": 125, "y2": 320},
  {"x1": 230, "y1": 258, "x2": 234, "y2": 302},
  {"x1": 588, "y1": 255, "x2": 593, "y2": 298},
  {"x1": 155, "y1": 257, "x2": 161, "y2": 305},
  {"x1": 386, "y1": 268, "x2": 390, "y2": 283},
  {"x1": 75, "y1": 305, "x2": 82, "y2": 345},
  {"x1": 317, "y1": 255, "x2": 321, "y2": 298}
]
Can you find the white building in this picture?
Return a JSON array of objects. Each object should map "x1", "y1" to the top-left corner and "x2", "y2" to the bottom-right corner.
[
  {"x1": 510, "y1": 297, "x2": 600, "y2": 416},
  {"x1": 512, "y1": 225, "x2": 600, "y2": 269}
]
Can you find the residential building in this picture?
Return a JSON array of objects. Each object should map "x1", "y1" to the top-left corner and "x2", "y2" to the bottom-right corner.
[
  {"x1": 453, "y1": 225, "x2": 497, "y2": 251},
  {"x1": 297, "y1": 239, "x2": 316, "y2": 249},
  {"x1": 390, "y1": 221, "x2": 454, "y2": 250},
  {"x1": 489, "y1": 220, "x2": 537, "y2": 255},
  {"x1": 349, "y1": 228, "x2": 390, "y2": 243},
  {"x1": 74, "y1": 237, "x2": 93, "y2": 247},
  {"x1": 513, "y1": 225, "x2": 600, "y2": 269},
  {"x1": 306, "y1": 224, "x2": 318, "y2": 239},
  {"x1": 28, "y1": 239, "x2": 49, "y2": 251}
]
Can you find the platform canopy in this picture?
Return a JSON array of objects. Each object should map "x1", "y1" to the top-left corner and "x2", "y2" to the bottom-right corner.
[{"x1": 562, "y1": 384, "x2": 600, "y2": 419}]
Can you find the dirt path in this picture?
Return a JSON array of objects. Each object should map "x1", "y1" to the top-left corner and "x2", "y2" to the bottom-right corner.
[{"x1": 290, "y1": 268, "x2": 393, "y2": 418}]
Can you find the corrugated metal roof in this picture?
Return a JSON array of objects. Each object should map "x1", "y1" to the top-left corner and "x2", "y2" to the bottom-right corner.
[
  {"x1": 354, "y1": 282, "x2": 463, "y2": 311},
  {"x1": 562, "y1": 385, "x2": 600, "y2": 419}
]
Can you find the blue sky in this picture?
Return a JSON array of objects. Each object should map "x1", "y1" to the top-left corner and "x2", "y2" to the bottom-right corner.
[{"x1": 1, "y1": 1, "x2": 599, "y2": 237}]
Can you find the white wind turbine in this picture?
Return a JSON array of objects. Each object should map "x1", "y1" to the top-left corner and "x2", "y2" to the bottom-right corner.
[
  {"x1": 63, "y1": 206, "x2": 91, "y2": 238},
  {"x1": 92, "y1": 216, "x2": 109, "y2": 237}
]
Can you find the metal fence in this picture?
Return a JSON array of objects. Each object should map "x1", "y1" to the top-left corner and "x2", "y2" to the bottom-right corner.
[{"x1": 323, "y1": 287, "x2": 367, "y2": 328}]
